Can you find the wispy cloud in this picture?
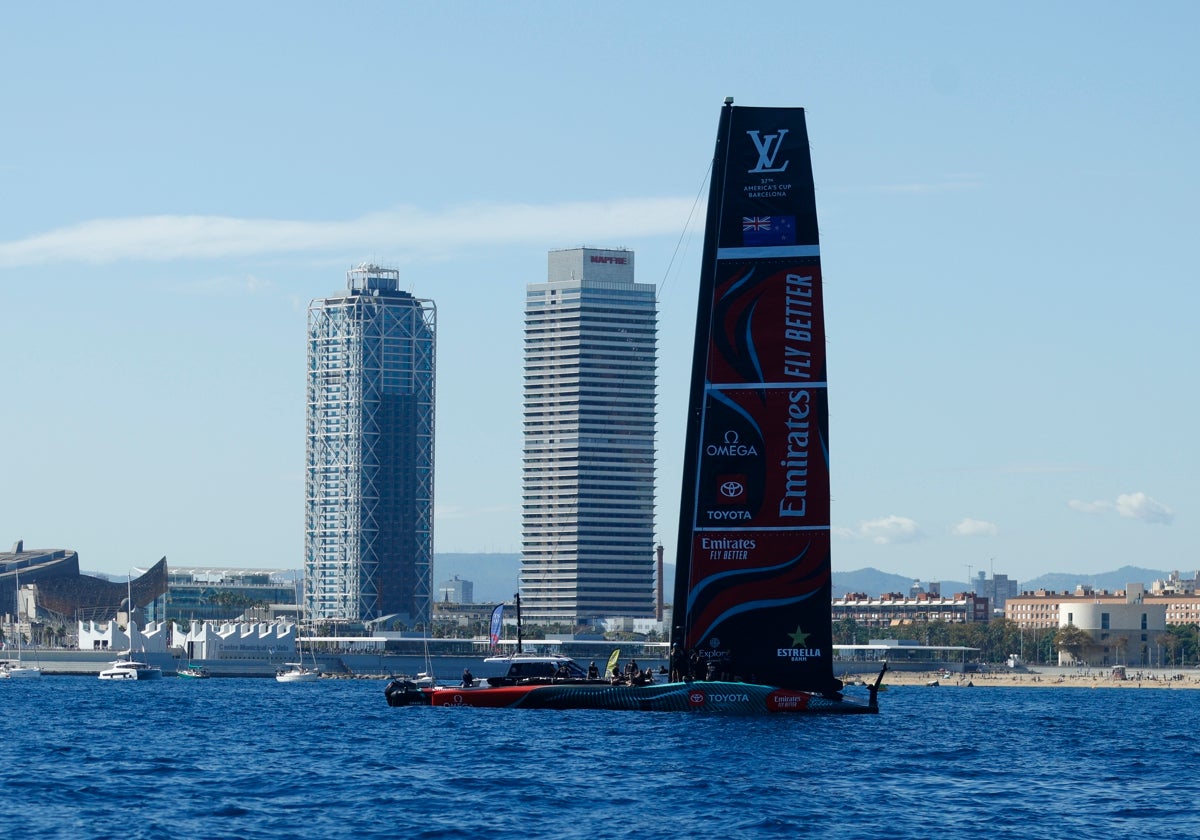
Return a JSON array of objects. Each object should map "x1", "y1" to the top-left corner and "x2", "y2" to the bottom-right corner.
[
  {"x1": 434, "y1": 504, "x2": 470, "y2": 522},
  {"x1": 950, "y1": 517, "x2": 998, "y2": 537},
  {"x1": 1068, "y1": 491, "x2": 1174, "y2": 525},
  {"x1": 171, "y1": 275, "x2": 276, "y2": 295},
  {"x1": 839, "y1": 176, "x2": 982, "y2": 195},
  {"x1": 997, "y1": 463, "x2": 1092, "y2": 475},
  {"x1": 0, "y1": 198, "x2": 693, "y2": 267},
  {"x1": 874, "y1": 180, "x2": 982, "y2": 194},
  {"x1": 853, "y1": 515, "x2": 924, "y2": 545}
]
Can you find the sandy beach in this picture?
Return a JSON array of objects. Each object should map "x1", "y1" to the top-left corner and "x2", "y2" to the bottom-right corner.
[{"x1": 874, "y1": 668, "x2": 1200, "y2": 690}]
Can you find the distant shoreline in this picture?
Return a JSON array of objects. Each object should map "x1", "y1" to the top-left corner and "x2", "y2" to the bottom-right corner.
[{"x1": 881, "y1": 668, "x2": 1200, "y2": 690}]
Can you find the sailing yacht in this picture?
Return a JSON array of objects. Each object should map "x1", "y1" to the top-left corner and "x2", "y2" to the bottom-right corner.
[
  {"x1": 276, "y1": 614, "x2": 319, "y2": 683},
  {"x1": 275, "y1": 662, "x2": 320, "y2": 682},
  {"x1": 97, "y1": 576, "x2": 162, "y2": 681},
  {"x1": 1, "y1": 569, "x2": 42, "y2": 679},
  {"x1": 384, "y1": 100, "x2": 883, "y2": 713}
]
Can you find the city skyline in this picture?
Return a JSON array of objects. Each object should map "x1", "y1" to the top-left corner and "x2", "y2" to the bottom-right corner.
[{"x1": 1, "y1": 5, "x2": 1196, "y2": 585}]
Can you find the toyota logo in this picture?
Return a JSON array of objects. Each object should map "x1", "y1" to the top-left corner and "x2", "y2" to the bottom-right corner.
[{"x1": 719, "y1": 481, "x2": 744, "y2": 498}]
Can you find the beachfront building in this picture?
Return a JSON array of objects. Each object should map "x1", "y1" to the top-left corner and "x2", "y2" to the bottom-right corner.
[
  {"x1": 521, "y1": 248, "x2": 657, "y2": 625},
  {"x1": 1055, "y1": 585, "x2": 1168, "y2": 667},
  {"x1": 1006, "y1": 584, "x2": 1200, "y2": 628},
  {"x1": 832, "y1": 592, "x2": 990, "y2": 627},
  {"x1": 306, "y1": 266, "x2": 436, "y2": 626},
  {"x1": 1006, "y1": 583, "x2": 1186, "y2": 667}
]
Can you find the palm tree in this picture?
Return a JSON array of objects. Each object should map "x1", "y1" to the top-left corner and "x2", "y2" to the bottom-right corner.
[
  {"x1": 1110, "y1": 634, "x2": 1129, "y2": 666},
  {"x1": 1157, "y1": 633, "x2": 1175, "y2": 668}
]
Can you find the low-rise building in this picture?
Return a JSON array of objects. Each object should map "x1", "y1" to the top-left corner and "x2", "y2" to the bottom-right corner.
[
  {"x1": 166, "y1": 567, "x2": 297, "y2": 623},
  {"x1": 832, "y1": 592, "x2": 990, "y2": 626},
  {"x1": 1056, "y1": 586, "x2": 1167, "y2": 667},
  {"x1": 1006, "y1": 583, "x2": 1200, "y2": 628},
  {"x1": 1150, "y1": 570, "x2": 1200, "y2": 596},
  {"x1": 171, "y1": 621, "x2": 298, "y2": 660}
]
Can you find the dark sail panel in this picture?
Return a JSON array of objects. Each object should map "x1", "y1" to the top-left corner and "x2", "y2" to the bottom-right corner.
[{"x1": 673, "y1": 103, "x2": 837, "y2": 694}]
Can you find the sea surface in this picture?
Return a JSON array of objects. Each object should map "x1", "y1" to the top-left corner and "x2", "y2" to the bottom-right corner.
[{"x1": 0, "y1": 677, "x2": 1195, "y2": 838}]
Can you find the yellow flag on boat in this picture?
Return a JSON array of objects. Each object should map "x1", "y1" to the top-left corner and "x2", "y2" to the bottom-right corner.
[{"x1": 605, "y1": 648, "x2": 620, "y2": 680}]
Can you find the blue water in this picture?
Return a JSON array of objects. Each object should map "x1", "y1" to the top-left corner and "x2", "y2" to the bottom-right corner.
[{"x1": 0, "y1": 677, "x2": 1195, "y2": 838}]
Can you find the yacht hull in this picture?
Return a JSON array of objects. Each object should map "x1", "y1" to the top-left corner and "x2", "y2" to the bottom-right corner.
[
  {"x1": 0, "y1": 665, "x2": 42, "y2": 679},
  {"x1": 98, "y1": 667, "x2": 162, "y2": 680},
  {"x1": 276, "y1": 669, "x2": 320, "y2": 683},
  {"x1": 386, "y1": 679, "x2": 877, "y2": 714}
]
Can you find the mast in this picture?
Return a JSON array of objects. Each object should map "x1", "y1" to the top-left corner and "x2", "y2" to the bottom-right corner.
[
  {"x1": 514, "y1": 591, "x2": 523, "y2": 654},
  {"x1": 127, "y1": 574, "x2": 134, "y2": 653},
  {"x1": 671, "y1": 97, "x2": 736, "y2": 654},
  {"x1": 15, "y1": 567, "x2": 22, "y2": 663}
]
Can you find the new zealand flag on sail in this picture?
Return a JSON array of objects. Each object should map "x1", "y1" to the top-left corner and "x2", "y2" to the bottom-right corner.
[{"x1": 742, "y1": 215, "x2": 797, "y2": 246}]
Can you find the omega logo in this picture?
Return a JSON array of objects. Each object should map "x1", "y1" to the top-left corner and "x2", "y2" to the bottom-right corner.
[{"x1": 707, "y1": 430, "x2": 759, "y2": 457}]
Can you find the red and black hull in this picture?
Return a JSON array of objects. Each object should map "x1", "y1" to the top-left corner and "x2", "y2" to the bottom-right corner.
[{"x1": 385, "y1": 678, "x2": 878, "y2": 714}]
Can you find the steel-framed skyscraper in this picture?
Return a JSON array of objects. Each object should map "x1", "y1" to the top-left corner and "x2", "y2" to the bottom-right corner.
[
  {"x1": 521, "y1": 248, "x2": 657, "y2": 624},
  {"x1": 305, "y1": 265, "x2": 435, "y2": 626}
]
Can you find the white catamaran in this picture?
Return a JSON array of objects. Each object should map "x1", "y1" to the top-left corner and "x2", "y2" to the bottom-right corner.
[{"x1": 97, "y1": 576, "x2": 162, "y2": 681}]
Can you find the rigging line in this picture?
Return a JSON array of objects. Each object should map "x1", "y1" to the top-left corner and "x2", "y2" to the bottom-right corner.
[{"x1": 657, "y1": 159, "x2": 713, "y2": 303}]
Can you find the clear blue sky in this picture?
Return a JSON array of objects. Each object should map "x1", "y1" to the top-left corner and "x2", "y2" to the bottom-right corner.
[{"x1": 2, "y1": 3, "x2": 1196, "y2": 587}]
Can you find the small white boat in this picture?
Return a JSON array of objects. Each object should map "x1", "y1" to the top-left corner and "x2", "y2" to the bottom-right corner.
[
  {"x1": 177, "y1": 663, "x2": 211, "y2": 679},
  {"x1": 277, "y1": 608, "x2": 319, "y2": 682},
  {"x1": 0, "y1": 660, "x2": 42, "y2": 679},
  {"x1": 99, "y1": 654, "x2": 163, "y2": 681},
  {"x1": 2, "y1": 569, "x2": 42, "y2": 678},
  {"x1": 275, "y1": 663, "x2": 320, "y2": 683}
]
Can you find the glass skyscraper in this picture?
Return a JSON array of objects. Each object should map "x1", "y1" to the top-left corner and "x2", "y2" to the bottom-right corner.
[
  {"x1": 305, "y1": 265, "x2": 436, "y2": 626},
  {"x1": 521, "y1": 248, "x2": 657, "y2": 624}
]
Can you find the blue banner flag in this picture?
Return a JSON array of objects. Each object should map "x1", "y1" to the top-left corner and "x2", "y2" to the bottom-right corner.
[{"x1": 489, "y1": 604, "x2": 504, "y2": 649}]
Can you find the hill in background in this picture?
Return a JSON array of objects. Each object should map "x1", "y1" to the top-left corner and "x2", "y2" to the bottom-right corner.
[
  {"x1": 1018, "y1": 566, "x2": 1173, "y2": 594},
  {"x1": 434, "y1": 552, "x2": 676, "y2": 605},
  {"x1": 434, "y1": 554, "x2": 1182, "y2": 605},
  {"x1": 434, "y1": 553, "x2": 520, "y2": 603}
]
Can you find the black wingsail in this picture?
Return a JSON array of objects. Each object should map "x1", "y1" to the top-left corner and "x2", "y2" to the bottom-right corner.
[{"x1": 672, "y1": 101, "x2": 838, "y2": 694}]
